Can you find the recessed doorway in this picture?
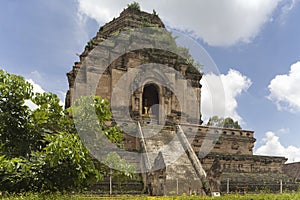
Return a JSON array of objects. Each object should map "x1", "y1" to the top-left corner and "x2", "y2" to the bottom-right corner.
[{"x1": 142, "y1": 84, "x2": 159, "y2": 122}]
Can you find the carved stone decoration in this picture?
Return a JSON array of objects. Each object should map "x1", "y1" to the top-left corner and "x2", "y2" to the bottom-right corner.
[
  {"x1": 135, "y1": 97, "x2": 139, "y2": 110},
  {"x1": 179, "y1": 64, "x2": 188, "y2": 75},
  {"x1": 207, "y1": 157, "x2": 222, "y2": 193},
  {"x1": 248, "y1": 143, "x2": 254, "y2": 152},
  {"x1": 164, "y1": 87, "x2": 173, "y2": 98},
  {"x1": 148, "y1": 151, "x2": 166, "y2": 196},
  {"x1": 231, "y1": 141, "x2": 239, "y2": 150}
]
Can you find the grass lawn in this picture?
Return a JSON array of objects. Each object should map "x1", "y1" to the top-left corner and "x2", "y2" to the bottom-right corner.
[{"x1": 1, "y1": 193, "x2": 300, "y2": 200}]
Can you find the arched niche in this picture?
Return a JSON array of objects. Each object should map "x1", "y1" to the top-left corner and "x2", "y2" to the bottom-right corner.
[{"x1": 142, "y1": 83, "x2": 160, "y2": 123}]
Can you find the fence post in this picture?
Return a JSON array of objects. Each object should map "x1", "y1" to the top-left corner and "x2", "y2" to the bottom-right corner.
[
  {"x1": 280, "y1": 179, "x2": 283, "y2": 194},
  {"x1": 227, "y1": 178, "x2": 230, "y2": 194},
  {"x1": 176, "y1": 178, "x2": 179, "y2": 195},
  {"x1": 110, "y1": 169, "x2": 112, "y2": 195}
]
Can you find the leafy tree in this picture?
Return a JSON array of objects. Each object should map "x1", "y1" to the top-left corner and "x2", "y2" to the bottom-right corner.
[
  {"x1": 71, "y1": 95, "x2": 124, "y2": 148},
  {"x1": 71, "y1": 95, "x2": 135, "y2": 193},
  {"x1": 0, "y1": 70, "x2": 134, "y2": 193},
  {"x1": 206, "y1": 116, "x2": 242, "y2": 129},
  {"x1": 206, "y1": 116, "x2": 222, "y2": 127},
  {"x1": 102, "y1": 152, "x2": 136, "y2": 179},
  {"x1": 0, "y1": 70, "x2": 70, "y2": 157},
  {"x1": 0, "y1": 70, "x2": 34, "y2": 157},
  {"x1": 0, "y1": 156, "x2": 32, "y2": 192},
  {"x1": 0, "y1": 132, "x2": 101, "y2": 192},
  {"x1": 35, "y1": 131, "x2": 102, "y2": 191},
  {"x1": 31, "y1": 92, "x2": 64, "y2": 132}
]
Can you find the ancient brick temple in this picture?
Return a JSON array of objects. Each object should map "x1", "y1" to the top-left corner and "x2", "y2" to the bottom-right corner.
[{"x1": 66, "y1": 6, "x2": 296, "y2": 195}]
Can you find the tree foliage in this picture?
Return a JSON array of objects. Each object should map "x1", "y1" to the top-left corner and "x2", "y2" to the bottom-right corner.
[
  {"x1": 0, "y1": 70, "x2": 134, "y2": 193},
  {"x1": 0, "y1": 70, "x2": 33, "y2": 157},
  {"x1": 206, "y1": 116, "x2": 242, "y2": 129},
  {"x1": 34, "y1": 132, "x2": 102, "y2": 191},
  {"x1": 70, "y1": 95, "x2": 124, "y2": 148},
  {"x1": 103, "y1": 152, "x2": 135, "y2": 178}
]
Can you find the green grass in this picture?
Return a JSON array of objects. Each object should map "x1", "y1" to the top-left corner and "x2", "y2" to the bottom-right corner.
[{"x1": 1, "y1": 193, "x2": 300, "y2": 200}]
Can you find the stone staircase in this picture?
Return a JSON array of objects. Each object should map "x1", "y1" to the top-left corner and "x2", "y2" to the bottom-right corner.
[{"x1": 138, "y1": 123, "x2": 208, "y2": 195}]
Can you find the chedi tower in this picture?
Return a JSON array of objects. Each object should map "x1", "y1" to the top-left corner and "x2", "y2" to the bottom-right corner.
[{"x1": 66, "y1": 4, "x2": 294, "y2": 195}]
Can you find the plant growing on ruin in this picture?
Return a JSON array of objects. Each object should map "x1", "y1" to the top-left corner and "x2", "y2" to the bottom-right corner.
[
  {"x1": 152, "y1": 9, "x2": 158, "y2": 16},
  {"x1": 127, "y1": 2, "x2": 140, "y2": 11}
]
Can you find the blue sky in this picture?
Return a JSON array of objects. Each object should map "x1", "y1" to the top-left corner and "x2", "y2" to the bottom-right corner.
[{"x1": 1, "y1": 0, "x2": 300, "y2": 162}]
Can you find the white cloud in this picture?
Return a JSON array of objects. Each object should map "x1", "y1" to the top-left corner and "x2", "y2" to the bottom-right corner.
[
  {"x1": 268, "y1": 61, "x2": 300, "y2": 112},
  {"x1": 255, "y1": 131, "x2": 300, "y2": 163},
  {"x1": 77, "y1": 0, "x2": 125, "y2": 24},
  {"x1": 76, "y1": 0, "x2": 296, "y2": 46},
  {"x1": 279, "y1": 0, "x2": 299, "y2": 24},
  {"x1": 26, "y1": 79, "x2": 46, "y2": 94},
  {"x1": 201, "y1": 69, "x2": 252, "y2": 123},
  {"x1": 24, "y1": 100, "x2": 38, "y2": 111},
  {"x1": 278, "y1": 128, "x2": 290, "y2": 134},
  {"x1": 29, "y1": 70, "x2": 42, "y2": 83},
  {"x1": 25, "y1": 79, "x2": 46, "y2": 110},
  {"x1": 56, "y1": 90, "x2": 66, "y2": 107}
]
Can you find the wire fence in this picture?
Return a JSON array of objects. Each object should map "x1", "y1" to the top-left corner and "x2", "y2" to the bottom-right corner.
[
  {"x1": 85, "y1": 177, "x2": 299, "y2": 195},
  {"x1": 221, "y1": 179, "x2": 299, "y2": 194}
]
